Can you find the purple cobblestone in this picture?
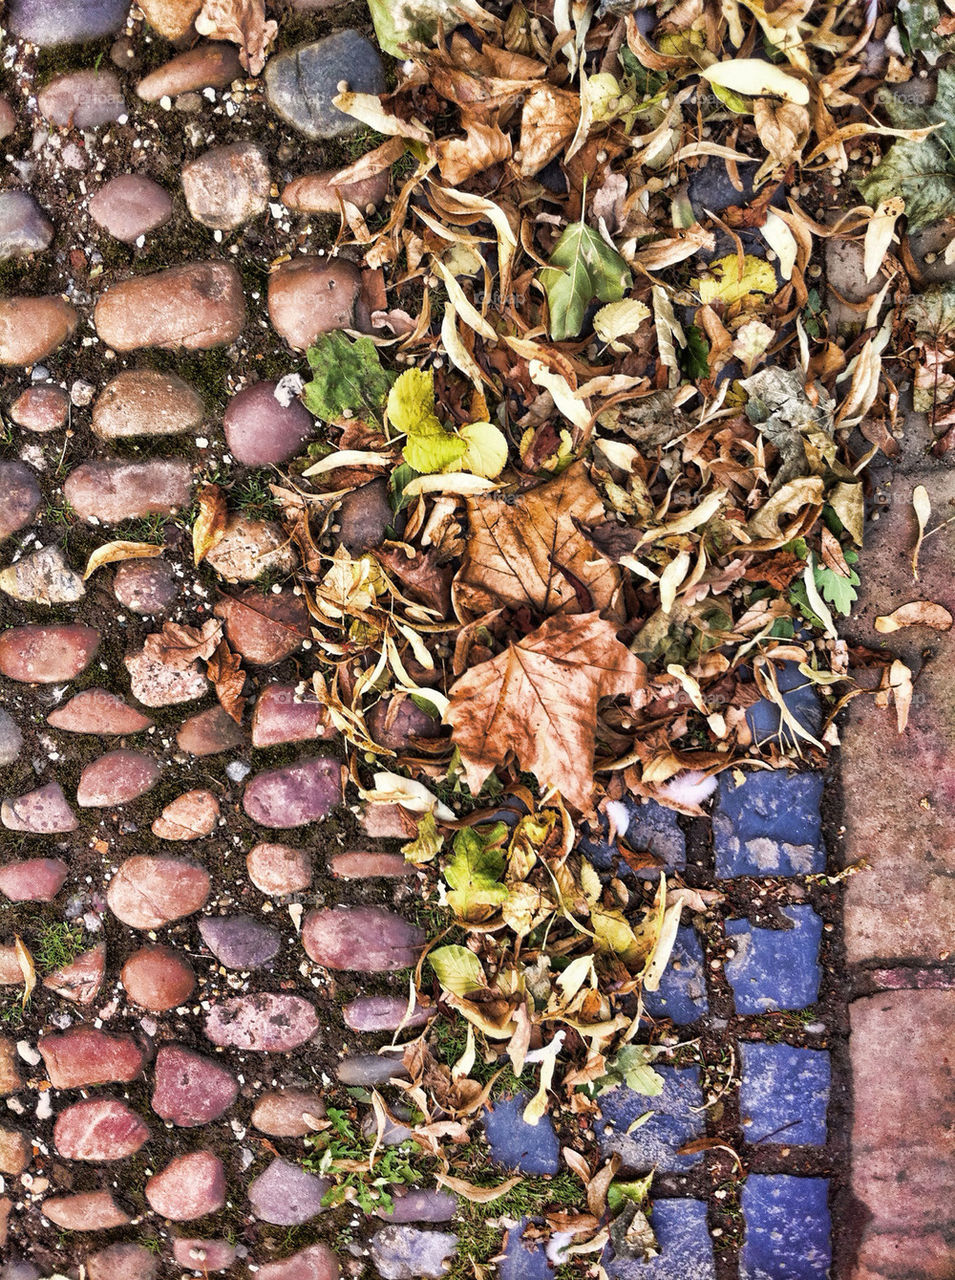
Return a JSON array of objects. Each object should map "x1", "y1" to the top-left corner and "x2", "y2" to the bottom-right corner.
[
  {"x1": 605, "y1": 1199, "x2": 716, "y2": 1279},
  {"x1": 643, "y1": 926, "x2": 707, "y2": 1025},
  {"x1": 483, "y1": 1094, "x2": 559, "y2": 1175},
  {"x1": 745, "y1": 661, "x2": 822, "y2": 750}
]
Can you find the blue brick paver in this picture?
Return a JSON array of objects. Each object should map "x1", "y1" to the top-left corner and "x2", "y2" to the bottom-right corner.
[
  {"x1": 740, "y1": 1175, "x2": 831, "y2": 1278},
  {"x1": 598, "y1": 1067, "x2": 705, "y2": 1172},
  {"x1": 714, "y1": 771, "x2": 825, "y2": 877},
  {"x1": 725, "y1": 906, "x2": 823, "y2": 1013},
  {"x1": 739, "y1": 1043, "x2": 830, "y2": 1146},
  {"x1": 643, "y1": 925, "x2": 708, "y2": 1025},
  {"x1": 745, "y1": 660, "x2": 822, "y2": 749},
  {"x1": 604, "y1": 1200, "x2": 717, "y2": 1279},
  {"x1": 483, "y1": 1094, "x2": 560, "y2": 1175},
  {"x1": 581, "y1": 798, "x2": 685, "y2": 877},
  {"x1": 499, "y1": 1220, "x2": 550, "y2": 1279}
]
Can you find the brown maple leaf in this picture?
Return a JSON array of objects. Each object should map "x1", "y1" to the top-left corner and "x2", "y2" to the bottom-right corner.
[
  {"x1": 446, "y1": 612, "x2": 644, "y2": 812},
  {"x1": 193, "y1": 483, "x2": 228, "y2": 566},
  {"x1": 143, "y1": 619, "x2": 222, "y2": 671},
  {"x1": 195, "y1": 0, "x2": 277, "y2": 76},
  {"x1": 455, "y1": 463, "x2": 621, "y2": 621},
  {"x1": 207, "y1": 638, "x2": 246, "y2": 723}
]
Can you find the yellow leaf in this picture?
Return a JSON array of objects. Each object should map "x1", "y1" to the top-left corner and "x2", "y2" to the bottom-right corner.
[
  {"x1": 387, "y1": 367, "x2": 440, "y2": 436},
  {"x1": 692, "y1": 254, "x2": 777, "y2": 306},
  {"x1": 593, "y1": 299, "x2": 652, "y2": 352},
  {"x1": 193, "y1": 483, "x2": 228, "y2": 566},
  {"x1": 701, "y1": 58, "x2": 809, "y2": 105},
  {"x1": 14, "y1": 936, "x2": 35, "y2": 1007},
  {"x1": 459, "y1": 421, "x2": 509, "y2": 479},
  {"x1": 82, "y1": 540, "x2": 164, "y2": 581}
]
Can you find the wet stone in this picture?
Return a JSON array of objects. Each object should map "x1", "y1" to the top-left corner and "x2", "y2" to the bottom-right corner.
[
  {"x1": 137, "y1": 43, "x2": 242, "y2": 102},
  {"x1": 0, "y1": 858, "x2": 68, "y2": 902},
  {"x1": 204, "y1": 992, "x2": 319, "y2": 1052},
  {"x1": 172, "y1": 1238, "x2": 237, "y2": 1273},
  {"x1": 88, "y1": 175, "x2": 173, "y2": 244},
  {"x1": 6, "y1": 0, "x2": 128, "y2": 45},
  {"x1": 336, "y1": 1054, "x2": 410, "y2": 1086},
  {"x1": 333, "y1": 478, "x2": 393, "y2": 554},
  {"x1": 199, "y1": 914, "x2": 280, "y2": 969},
  {"x1": 369, "y1": 1226, "x2": 458, "y2": 1280},
  {"x1": 265, "y1": 32, "x2": 386, "y2": 140},
  {"x1": 107, "y1": 856, "x2": 210, "y2": 929},
  {"x1": 725, "y1": 906, "x2": 823, "y2": 1014},
  {"x1": 224, "y1": 379, "x2": 313, "y2": 465},
  {"x1": 0, "y1": 1037, "x2": 21, "y2": 1095},
  {"x1": 77, "y1": 748, "x2": 161, "y2": 807},
  {"x1": 93, "y1": 368, "x2": 202, "y2": 439},
  {"x1": 48, "y1": 689, "x2": 152, "y2": 735},
  {"x1": 0, "y1": 710, "x2": 21, "y2": 766},
  {"x1": 38, "y1": 71, "x2": 125, "y2": 129},
  {"x1": 0, "y1": 462, "x2": 41, "y2": 541},
  {"x1": 597, "y1": 1068, "x2": 705, "y2": 1174},
  {"x1": 604, "y1": 1200, "x2": 716, "y2": 1280},
  {"x1": 243, "y1": 757, "x2": 341, "y2": 828},
  {"x1": 183, "y1": 142, "x2": 270, "y2": 230},
  {"x1": 113, "y1": 558, "x2": 178, "y2": 615},
  {"x1": 251, "y1": 1089, "x2": 326, "y2": 1137},
  {"x1": 43, "y1": 941, "x2": 106, "y2": 1005},
  {"x1": 329, "y1": 851, "x2": 412, "y2": 879},
  {"x1": 93, "y1": 261, "x2": 245, "y2": 351},
  {"x1": 126, "y1": 648, "x2": 209, "y2": 707},
  {"x1": 0, "y1": 623, "x2": 97, "y2": 683},
  {"x1": 248, "y1": 1157, "x2": 330, "y2": 1225},
  {"x1": 215, "y1": 591, "x2": 309, "y2": 666},
  {"x1": 1, "y1": 780, "x2": 78, "y2": 833},
  {"x1": 251, "y1": 683, "x2": 332, "y2": 746},
  {"x1": 714, "y1": 771, "x2": 825, "y2": 878},
  {"x1": 643, "y1": 926, "x2": 708, "y2": 1026},
  {"x1": 0, "y1": 545, "x2": 85, "y2": 606},
  {"x1": 121, "y1": 944, "x2": 196, "y2": 1010},
  {"x1": 151, "y1": 788, "x2": 219, "y2": 839},
  {"x1": 54, "y1": 1098, "x2": 149, "y2": 1161},
  {"x1": 256, "y1": 1245, "x2": 339, "y2": 1280},
  {"x1": 377, "y1": 1190, "x2": 457, "y2": 1224},
  {"x1": 303, "y1": 907, "x2": 424, "y2": 971},
  {"x1": 0, "y1": 191, "x2": 53, "y2": 259},
  {"x1": 39, "y1": 1027, "x2": 144, "y2": 1090},
  {"x1": 146, "y1": 1151, "x2": 226, "y2": 1221},
  {"x1": 86, "y1": 1243, "x2": 158, "y2": 1280},
  {"x1": 65, "y1": 458, "x2": 193, "y2": 523},
  {"x1": 282, "y1": 168, "x2": 390, "y2": 215},
  {"x1": 42, "y1": 1190, "x2": 130, "y2": 1231},
  {"x1": 343, "y1": 995, "x2": 432, "y2": 1033},
  {"x1": 268, "y1": 256, "x2": 365, "y2": 351},
  {"x1": 177, "y1": 704, "x2": 246, "y2": 756},
  {"x1": 0, "y1": 296, "x2": 78, "y2": 365},
  {"x1": 152, "y1": 1045, "x2": 238, "y2": 1127},
  {"x1": 484, "y1": 1094, "x2": 560, "y2": 1175},
  {"x1": 247, "y1": 842, "x2": 312, "y2": 895},
  {"x1": 0, "y1": 1128, "x2": 29, "y2": 1175},
  {"x1": 204, "y1": 514, "x2": 297, "y2": 582},
  {"x1": 739, "y1": 1043, "x2": 830, "y2": 1147},
  {"x1": 739, "y1": 1176, "x2": 830, "y2": 1279},
  {"x1": 10, "y1": 383, "x2": 69, "y2": 433}
]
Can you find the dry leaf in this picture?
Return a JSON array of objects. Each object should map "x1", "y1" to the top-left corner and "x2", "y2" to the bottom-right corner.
[
  {"x1": 912, "y1": 484, "x2": 931, "y2": 579},
  {"x1": 874, "y1": 602, "x2": 953, "y2": 633},
  {"x1": 518, "y1": 85, "x2": 580, "y2": 176},
  {"x1": 195, "y1": 0, "x2": 277, "y2": 75},
  {"x1": 193, "y1": 483, "x2": 228, "y2": 566},
  {"x1": 207, "y1": 638, "x2": 247, "y2": 722},
  {"x1": 144, "y1": 619, "x2": 222, "y2": 671},
  {"x1": 434, "y1": 121, "x2": 512, "y2": 185},
  {"x1": 447, "y1": 611, "x2": 644, "y2": 812},
  {"x1": 83, "y1": 541, "x2": 164, "y2": 581},
  {"x1": 14, "y1": 936, "x2": 36, "y2": 1007}
]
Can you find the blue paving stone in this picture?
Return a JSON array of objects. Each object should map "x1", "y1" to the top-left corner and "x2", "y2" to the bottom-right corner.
[
  {"x1": 739, "y1": 1043, "x2": 830, "y2": 1146},
  {"x1": 7, "y1": 0, "x2": 128, "y2": 45},
  {"x1": 714, "y1": 771, "x2": 825, "y2": 878},
  {"x1": 581, "y1": 799, "x2": 685, "y2": 878},
  {"x1": 597, "y1": 1068, "x2": 705, "y2": 1173},
  {"x1": 745, "y1": 660, "x2": 822, "y2": 749},
  {"x1": 499, "y1": 1220, "x2": 550, "y2": 1280},
  {"x1": 604, "y1": 1199, "x2": 716, "y2": 1280},
  {"x1": 740, "y1": 1176, "x2": 831, "y2": 1278},
  {"x1": 725, "y1": 906, "x2": 822, "y2": 1014},
  {"x1": 643, "y1": 927, "x2": 708, "y2": 1025},
  {"x1": 483, "y1": 1094, "x2": 559, "y2": 1175}
]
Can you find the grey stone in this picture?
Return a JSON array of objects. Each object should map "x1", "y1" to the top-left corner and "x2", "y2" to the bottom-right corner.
[
  {"x1": 0, "y1": 462, "x2": 41, "y2": 541},
  {"x1": 0, "y1": 192, "x2": 53, "y2": 259},
  {"x1": 369, "y1": 1226, "x2": 458, "y2": 1280},
  {"x1": 264, "y1": 31, "x2": 386, "y2": 140},
  {"x1": 7, "y1": 0, "x2": 128, "y2": 46},
  {"x1": 0, "y1": 545, "x2": 85, "y2": 605},
  {"x1": 336, "y1": 1054, "x2": 410, "y2": 1086},
  {"x1": 182, "y1": 142, "x2": 270, "y2": 230},
  {"x1": 198, "y1": 915, "x2": 280, "y2": 970},
  {"x1": 0, "y1": 711, "x2": 22, "y2": 767},
  {"x1": 248, "y1": 1158, "x2": 330, "y2": 1225}
]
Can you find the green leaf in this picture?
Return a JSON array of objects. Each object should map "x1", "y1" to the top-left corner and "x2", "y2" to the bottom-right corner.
[
  {"x1": 607, "y1": 1173, "x2": 654, "y2": 1215},
  {"x1": 303, "y1": 332, "x2": 394, "y2": 423},
  {"x1": 402, "y1": 810, "x2": 444, "y2": 864},
  {"x1": 859, "y1": 68, "x2": 955, "y2": 228},
  {"x1": 366, "y1": 0, "x2": 487, "y2": 57},
  {"x1": 459, "y1": 421, "x2": 509, "y2": 478},
  {"x1": 404, "y1": 430, "x2": 467, "y2": 474},
  {"x1": 388, "y1": 368, "x2": 468, "y2": 475},
  {"x1": 609, "y1": 1045, "x2": 665, "y2": 1097},
  {"x1": 443, "y1": 825, "x2": 509, "y2": 921},
  {"x1": 681, "y1": 324, "x2": 711, "y2": 380},
  {"x1": 540, "y1": 221, "x2": 632, "y2": 341},
  {"x1": 429, "y1": 944, "x2": 487, "y2": 996},
  {"x1": 898, "y1": 0, "x2": 955, "y2": 64}
]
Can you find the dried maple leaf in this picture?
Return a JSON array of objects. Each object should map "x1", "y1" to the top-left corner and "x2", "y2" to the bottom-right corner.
[
  {"x1": 518, "y1": 85, "x2": 580, "y2": 176},
  {"x1": 446, "y1": 611, "x2": 644, "y2": 812},
  {"x1": 193, "y1": 483, "x2": 228, "y2": 566},
  {"x1": 433, "y1": 120, "x2": 512, "y2": 185},
  {"x1": 207, "y1": 638, "x2": 247, "y2": 723},
  {"x1": 195, "y1": 0, "x2": 277, "y2": 75},
  {"x1": 143, "y1": 619, "x2": 222, "y2": 671},
  {"x1": 455, "y1": 462, "x2": 622, "y2": 620}
]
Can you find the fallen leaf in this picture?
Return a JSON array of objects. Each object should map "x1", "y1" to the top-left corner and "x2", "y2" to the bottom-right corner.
[
  {"x1": 14, "y1": 936, "x2": 35, "y2": 1007},
  {"x1": 874, "y1": 601, "x2": 953, "y2": 632},
  {"x1": 195, "y1": 0, "x2": 276, "y2": 75},
  {"x1": 193, "y1": 484, "x2": 228, "y2": 567},
  {"x1": 701, "y1": 58, "x2": 809, "y2": 105},
  {"x1": 207, "y1": 638, "x2": 247, "y2": 722},
  {"x1": 518, "y1": 85, "x2": 580, "y2": 176},
  {"x1": 144, "y1": 619, "x2": 222, "y2": 671},
  {"x1": 912, "y1": 484, "x2": 931, "y2": 579},
  {"x1": 540, "y1": 220, "x2": 632, "y2": 341},
  {"x1": 83, "y1": 540, "x2": 164, "y2": 581}
]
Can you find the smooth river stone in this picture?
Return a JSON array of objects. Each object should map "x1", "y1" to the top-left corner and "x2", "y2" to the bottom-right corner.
[
  {"x1": 152, "y1": 788, "x2": 219, "y2": 840},
  {"x1": 89, "y1": 174, "x2": 174, "y2": 243},
  {"x1": 303, "y1": 908, "x2": 424, "y2": 972},
  {"x1": 172, "y1": 1239, "x2": 237, "y2": 1274},
  {"x1": 39, "y1": 1027, "x2": 144, "y2": 1090},
  {"x1": 125, "y1": 649, "x2": 209, "y2": 707},
  {"x1": 137, "y1": 43, "x2": 242, "y2": 101},
  {"x1": 282, "y1": 168, "x2": 389, "y2": 215},
  {"x1": 0, "y1": 858, "x2": 68, "y2": 902},
  {"x1": 336, "y1": 1054, "x2": 410, "y2": 1086},
  {"x1": 177, "y1": 704, "x2": 246, "y2": 756},
  {"x1": 43, "y1": 941, "x2": 106, "y2": 1005},
  {"x1": 87, "y1": 1243, "x2": 158, "y2": 1280},
  {"x1": 0, "y1": 946, "x2": 27, "y2": 985},
  {"x1": 0, "y1": 461, "x2": 41, "y2": 540},
  {"x1": 107, "y1": 856, "x2": 210, "y2": 929},
  {"x1": 182, "y1": 142, "x2": 270, "y2": 230},
  {"x1": 343, "y1": 996, "x2": 433, "y2": 1034},
  {"x1": 54, "y1": 1098, "x2": 149, "y2": 1161},
  {"x1": 151, "y1": 1045, "x2": 238, "y2": 1127},
  {"x1": 65, "y1": 459, "x2": 193, "y2": 522},
  {"x1": 139, "y1": 0, "x2": 203, "y2": 41},
  {"x1": 251, "y1": 684, "x2": 333, "y2": 747},
  {"x1": 92, "y1": 368, "x2": 202, "y2": 438},
  {"x1": 0, "y1": 295, "x2": 77, "y2": 365},
  {"x1": 257, "y1": 1244, "x2": 340, "y2": 1280},
  {"x1": 113, "y1": 559, "x2": 178, "y2": 614},
  {"x1": 0, "y1": 191, "x2": 53, "y2": 258},
  {"x1": 6, "y1": 0, "x2": 129, "y2": 45},
  {"x1": 370, "y1": 1226, "x2": 457, "y2": 1280},
  {"x1": 1, "y1": 781, "x2": 77, "y2": 833},
  {"x1": 215, "y1": 590, "x2": 309, "y2": 665},
  {"x1": 248, "y1": 1158, "x2": 330, "y2": 1225},
  {"x1": 377, "y1": 1190, "x2": 458, "y2": 1224},
  {"x1": 48, "y1": 689, "x2": 152, "y2": 735},
  {"x1": 42, "y1": 1190, "x2": 130, "y2": 1231},
  {"x1": 0, "y1": 624, "x2": 98, "y2": 682},
  {"x1": 223, "y1": 380, "x2": 313, "y2": 465},
  {"x1": 121, "y1": 944, "x2": 196, "y2": 1010},
  {"x1": 329, "y1": 851, "x2": 412, "y2": 879},
  {"x1": 38, "y1": 71, "x2": 125, "y2": 129},
  {"x1": 94, "y1": 261, "x2": 245, "y2": 351},
  {"x1": 0, "y1": 545, "x2": 85, "y2": 605},
  {"x1": 198, "y1": 915, "x2": 280, "y2": 969},
  {"x1": 246, "y1": 842, "x2": 312, "y2": 895},
  {"x1": 10, "y1": 383, "x2": 69, "y2": 432},
  {"x1": 0, "y1": 96, "x2": 13, "y2": 138},
  {"x1": 251, "y1": 1089, "x2": 326, "y2": 1137},
  {"x1": 268, "y1": 256, "x2": 364, "y2": 351},
  {"x1": 204, "y1": 993, "x2": 319, "y2": 1052},
  {"x1": 0, "y1": 710, "x2": 22, "y2": 765},
  {"x1": 264, "y1": 32, "x2": 386, "y2": 140},
  {"x1": 243, "y1": 757, "x2": 342, "y2": 828},
  {"x1": 77, "y1": 749, "x2": 161, "y2": 807},
  {"x1": 146, "y1": 1151, "x2": 226, "y2": 1221},
  {"x1": 204, "y1": 514, "x2": 297, "y2": 583},
  {"x1": 0, "y1": 1127, "x2": 30, "y2": 1175}
]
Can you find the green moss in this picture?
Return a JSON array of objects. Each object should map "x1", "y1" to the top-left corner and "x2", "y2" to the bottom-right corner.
[{"x1": 33, "y1": 920, "x2": 86, "y2": 972}]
